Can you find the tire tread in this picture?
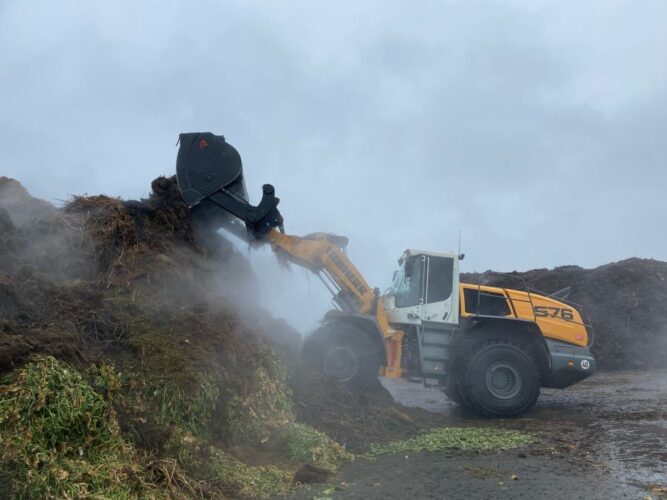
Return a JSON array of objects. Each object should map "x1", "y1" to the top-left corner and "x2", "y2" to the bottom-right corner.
[{"x1": 458, "y1": 337, "x2": 540, "y2": 417}]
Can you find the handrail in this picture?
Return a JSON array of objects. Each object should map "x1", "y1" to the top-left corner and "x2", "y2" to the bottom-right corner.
[{"x1": 465, "y1": 271, "x2": 595, "y2": 347}]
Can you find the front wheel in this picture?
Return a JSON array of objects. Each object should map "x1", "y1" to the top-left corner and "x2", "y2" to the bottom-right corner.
[
  {"x1": 459, "y1": 338, "x2": 540, "y2": 417},
  {"x1": 302, "y1": 323, "x2": 381, "y2": 389}
]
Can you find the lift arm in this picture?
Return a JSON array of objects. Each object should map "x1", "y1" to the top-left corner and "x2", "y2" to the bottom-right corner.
[
  {"x1": 266, "y1": 230, "x2": 404, "y2": 377},
  {"x1": 268, "y1": 231, "x2": 374, "y2": 313}
]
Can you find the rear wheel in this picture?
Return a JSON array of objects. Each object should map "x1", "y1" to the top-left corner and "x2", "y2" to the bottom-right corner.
[
  {"x1": 458, "y1": 338, "x2": 540, "y2": 417},
  {"x1": 302, "y1": 323, "x2": 381, "y2": 389}
]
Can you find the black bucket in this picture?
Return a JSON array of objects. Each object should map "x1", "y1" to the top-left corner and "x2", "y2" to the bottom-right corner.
[
  {"x1": 176, "y1": 132, "x2": 248, "y2": 205},
  {"x1": 176, "y1": 132, "x2": 249, "y2": 228}
]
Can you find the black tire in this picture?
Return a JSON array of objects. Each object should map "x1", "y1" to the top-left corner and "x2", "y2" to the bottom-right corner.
[
  {"x1": 302, "y1": 322, "x2": 381, "y2": 389},
  {"x1": 459, "y1": 338, "x2": 540, "y2": 417}
]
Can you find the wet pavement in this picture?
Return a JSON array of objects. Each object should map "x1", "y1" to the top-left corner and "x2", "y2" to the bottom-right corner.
[
  {"x1": 382, "y1": 370, "x2": 667, "y2": 495},
  {"x1": 288, "y1": 371, "x2": 667, "y2": 499}
]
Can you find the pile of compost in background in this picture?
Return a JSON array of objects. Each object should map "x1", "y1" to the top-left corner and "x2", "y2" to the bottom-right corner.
[
  {"x1": 0, "y1": 176, "x2": 433, "y2": 498},
  {"x1": 462, "y1": 259, "x2": 667, "y2": 370}
]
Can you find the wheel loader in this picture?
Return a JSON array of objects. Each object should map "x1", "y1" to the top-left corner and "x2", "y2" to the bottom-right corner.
[{"x1": 175, "y1": 132, "x2": 596, "y2": 417}]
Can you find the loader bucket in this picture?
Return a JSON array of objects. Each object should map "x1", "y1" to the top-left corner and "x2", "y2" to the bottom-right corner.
[
  {"x1": 176, "y1": 132, "x2": 284, "y2": 237},
  {"x1": 176, "y1": 132, "x2": 248, "y2": 208}
]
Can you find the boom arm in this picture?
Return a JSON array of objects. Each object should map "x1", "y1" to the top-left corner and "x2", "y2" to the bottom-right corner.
[
  {"x1": 267, "y1": 230, "x2": 404, "y2": 377},
  {"x1": 268, "y1": 231, "x2": 376, "y2": 314}
]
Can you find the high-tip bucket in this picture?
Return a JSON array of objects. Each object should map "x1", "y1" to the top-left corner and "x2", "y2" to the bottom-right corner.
[{"x1": 176, "y1": 132, "x2": 249, "y2": 229}]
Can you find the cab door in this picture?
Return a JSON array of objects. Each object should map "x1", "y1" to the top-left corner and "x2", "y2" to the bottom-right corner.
[
  {"x1": 421, "y1": 255, "x2": 459, "y2": 326},
  {"x1": 386, "y1": 255, "x2": 426, "y2": 325}
]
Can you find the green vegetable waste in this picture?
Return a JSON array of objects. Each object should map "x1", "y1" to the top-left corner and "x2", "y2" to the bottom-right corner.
[
  {"x1": 366, "y1": 427, "x2": 534, "y2": 457},
  {"x1": 0, "y1": 356, "x2": 164, "y2": 499}
]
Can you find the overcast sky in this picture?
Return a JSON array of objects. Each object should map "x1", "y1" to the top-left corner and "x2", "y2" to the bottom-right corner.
[{"x1": 2, "y1": 1, "x2": 666, "y2": 330}]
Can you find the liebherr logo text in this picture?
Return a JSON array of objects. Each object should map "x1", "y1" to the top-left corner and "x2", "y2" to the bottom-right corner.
[{"x1": 325, "y1": 247, "x2": 368, "y2": 295}]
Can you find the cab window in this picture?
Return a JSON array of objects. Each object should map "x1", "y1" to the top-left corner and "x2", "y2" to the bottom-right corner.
[
  {"x1": 426, "y1": 256, "x2": 454, "y2": 303},
  {"x1": 463, "y1": 288, "x2": 511, "y2": 316}
]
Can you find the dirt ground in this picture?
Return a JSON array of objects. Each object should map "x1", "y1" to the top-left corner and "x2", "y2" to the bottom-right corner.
[{"x1": 287, "y1": 370, "x2": 667, "y2": 499}]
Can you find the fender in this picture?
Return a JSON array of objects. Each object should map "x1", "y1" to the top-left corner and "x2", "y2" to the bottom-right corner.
[{"x1": 453, "y1": 315, "x2": 552, "y2": 376}]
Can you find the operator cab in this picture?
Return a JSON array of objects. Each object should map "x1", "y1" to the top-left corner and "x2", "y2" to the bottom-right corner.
[{"x1": 384, "y1": 249, "x2": 460, "y2": 327}]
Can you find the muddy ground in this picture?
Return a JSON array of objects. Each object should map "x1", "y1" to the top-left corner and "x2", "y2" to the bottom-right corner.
[{"x1": 288, "y1": 370, "x2": 667, "y2": 499}]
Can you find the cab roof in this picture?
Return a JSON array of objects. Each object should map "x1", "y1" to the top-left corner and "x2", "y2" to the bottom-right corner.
[{"x1": 399, "y1": 248, "x2": 458, "y2": 264}]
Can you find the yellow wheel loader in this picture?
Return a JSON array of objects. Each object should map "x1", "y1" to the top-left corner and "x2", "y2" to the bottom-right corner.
[{"x1": 176, "y1": 132, "x2": 596, "y2": 417}]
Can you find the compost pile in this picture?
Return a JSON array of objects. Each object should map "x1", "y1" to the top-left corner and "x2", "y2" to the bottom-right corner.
[
  {"x1": 0, "y1": 176, "x2": 429, "y2": 498},
  {"x1": 462, "y1": 259, "x2": 667, "y2": 369}
]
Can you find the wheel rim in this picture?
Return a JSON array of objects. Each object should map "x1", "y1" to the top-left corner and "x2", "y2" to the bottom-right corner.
[
  {"x1": 323, "y1": 346, "x2": 359, "y2": 382},
  {"x1": 484, "y1": 361, "x2": 522, "y2": 399}
]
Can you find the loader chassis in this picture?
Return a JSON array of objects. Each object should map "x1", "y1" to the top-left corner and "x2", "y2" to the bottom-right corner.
[
  {"x1": 175, "y1": 132, "x2": 596, "y2": 417},
  {"x1": 383, "y1": 252, "x2": 595, "y2": 411}
]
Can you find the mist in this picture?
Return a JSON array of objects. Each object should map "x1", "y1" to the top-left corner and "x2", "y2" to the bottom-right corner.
[
  {"x1": 0, "y1": 178, "x2": 101, "y2": 281},
  {"x1": 228, "y1": 240, "x2": 331, "y2": 334},
  {"x1": 2, "y1": 0, "x2": 667, "y2": 312}
]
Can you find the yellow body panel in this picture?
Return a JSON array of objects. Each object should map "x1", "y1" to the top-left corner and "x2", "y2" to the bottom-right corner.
[{"x1": 459, "y1": 283, "x2": 589, "y2": 347}]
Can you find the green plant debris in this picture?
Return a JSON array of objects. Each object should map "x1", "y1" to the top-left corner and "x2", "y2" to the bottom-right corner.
[
  {"x1": 87, "y1": 363, "x2": 220, "y2": 439},
  {"x1": 91, "y1": 362, "x2": 123, "y2": 395},
  {"x1": 226, "y1": 352, "x2": 295, "y2": 446},
  {"x1": 366, "y1": 427, "x2": 534, "y2": 457},
  {"x1": 277, "y1": 423, "x2": 353, "y2": 467},
  {"x1": 207, "y1": 447, "x2": 292, "y2": 498},
  {"x1": 0, "y1": 355, "x2": 164, "y2": 499},
  {"x1": 316, "y1": 485, "x2": 345, "y2": 499},
  {"x1": 149, "y1": 376, "x2": 219, "y2": 435},
  {"x1": 165, "y1": 429, "x2": 293, "y2": 498}
]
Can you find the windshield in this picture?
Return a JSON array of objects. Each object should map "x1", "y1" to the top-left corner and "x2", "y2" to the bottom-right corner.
[{"x1": 392, "y1": 257, "x2": 423, "y2": 307}]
